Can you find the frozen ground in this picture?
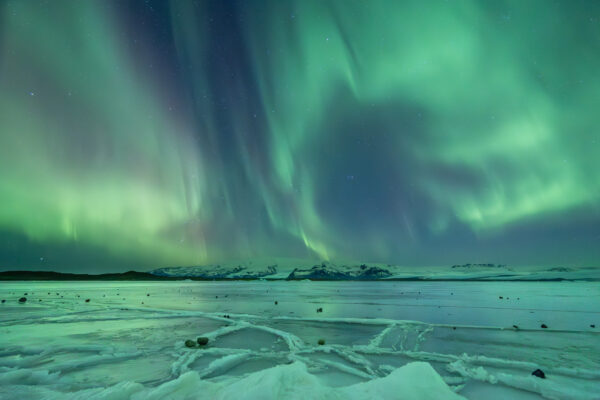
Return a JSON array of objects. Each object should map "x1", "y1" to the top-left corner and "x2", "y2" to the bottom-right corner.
[{"x1": 0, "y1": 281, "x2": 598, "y2": 399}]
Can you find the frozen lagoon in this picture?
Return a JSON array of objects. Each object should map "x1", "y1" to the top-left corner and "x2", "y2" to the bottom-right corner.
[{"x1": 0, "y1": 281, "x2": 598, "y2": 399}]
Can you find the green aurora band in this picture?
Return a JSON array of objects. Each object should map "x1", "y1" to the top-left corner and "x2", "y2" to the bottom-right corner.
[{"x1": 0, "y1": 0, "x2": 599, "y2": 271}]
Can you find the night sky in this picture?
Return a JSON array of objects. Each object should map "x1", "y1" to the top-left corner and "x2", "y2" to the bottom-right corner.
[{"x1": 1, "y1": 0, "x2": 599, "y2": 273}]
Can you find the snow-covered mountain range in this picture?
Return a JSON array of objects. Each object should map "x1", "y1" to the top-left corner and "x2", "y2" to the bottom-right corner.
[{"x1": 150, "y1": 260, "x2": 600, "y2": 281}]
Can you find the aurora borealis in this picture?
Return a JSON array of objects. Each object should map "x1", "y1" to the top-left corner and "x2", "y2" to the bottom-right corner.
[{"x1": 0, "y1": 0, "x2": 599, "y2": 272}]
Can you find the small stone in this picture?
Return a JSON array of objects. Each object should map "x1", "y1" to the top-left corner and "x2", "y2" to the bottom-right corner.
[
  {"x1": 18, "y1": 297, "x2": 27, "y2": 303},
  {"x1": 591, "y1": 324, "x2": 595, "y2": 328},
  {"x1": 147, "y1": 294, "x2": 150, "y2": 296},
  {"x1": 185, "y1": 340, "x2": 196, "y2": 348},
  {"x1": 452, "y1": 327, "x2": 456, "y2": 330},
  {"x1": 85, "y1": 299, "x2": 90, "y2": 303},
  {"x1": 318, "y1": 339, "x2": 325, "y2": 345},
  {"x1": 1, "y1": 299, "x2": 5, "y2": 303},
  {"x1": 197, "y1": 337, "x2": 209, "y2": 346},
  {"x1": 513, "y1": 325, "x2": 519, "y2": 330},
  {"x1": 274, "y1": 301, "x2": 278, "y2": 305},
  {"x1": 541, "y1": 324, "x2": 548, "y2": 329},
  {"x1": 532, "y1": 369, "x2": 545, "y2": 379},
  {"x1": 316, "y1": 307, "x2": 323, "y2": 313},
  {"x1": 499, "y1": 296, "x2": 503, "y2": 299}
]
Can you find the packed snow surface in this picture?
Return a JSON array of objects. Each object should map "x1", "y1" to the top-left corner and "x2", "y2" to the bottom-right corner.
[{"x1": 0, "y1": 281, "x2": 598, "y2": 399}]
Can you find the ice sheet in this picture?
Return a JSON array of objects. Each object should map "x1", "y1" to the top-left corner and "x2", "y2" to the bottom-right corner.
[{"x1": 0, "y1": 281, "x2": 598, "y2": 399}]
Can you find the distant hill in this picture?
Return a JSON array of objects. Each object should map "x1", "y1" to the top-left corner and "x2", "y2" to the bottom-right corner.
[
  {"x1": 451, "y1": 263, "x2": 507, "y2": 268},
  {"x1": 0, "y1": 270, "x2": 177, "y2": 281},
  {"x1": 286, "y1": 263, "x2": 392, "y2": 280}
]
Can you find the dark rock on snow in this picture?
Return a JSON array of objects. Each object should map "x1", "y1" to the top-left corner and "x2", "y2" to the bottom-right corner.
[
  {"x1": 197, "y1": 337, "x2": 209, "y2": 346},
  {"x1": 532, "y1": 369, "x2": 545, "y2": 379}
]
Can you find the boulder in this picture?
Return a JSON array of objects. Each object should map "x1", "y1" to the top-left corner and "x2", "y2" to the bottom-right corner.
[
  {"x1": 532, "y1": 369, "x2": 545, "y2": 379},
  {"x1": 318, "y1": 339, "x2": 325, "y2": 345},
  {"x1": 18, "y1": 297, "x2": 27, "y2": 303},
  {"x1": 197, "y1": 337, "x2": 209, "y2": 346},
  {"x1": 541, "y1": 324, "x2": 548, "y2": 329}
]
